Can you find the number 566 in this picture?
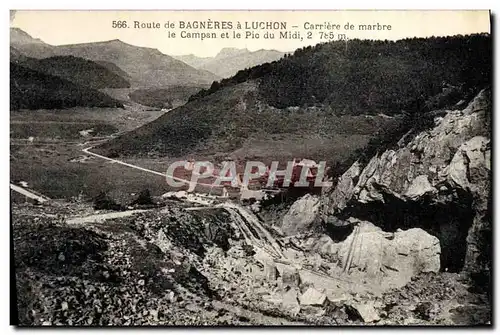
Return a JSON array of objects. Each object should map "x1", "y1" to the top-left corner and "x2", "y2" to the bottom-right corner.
[{"x1": 112, "y1": 21, "x2": 128, "y2": 28}]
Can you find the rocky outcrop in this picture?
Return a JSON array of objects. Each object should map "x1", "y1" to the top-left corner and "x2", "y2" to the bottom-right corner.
[
  {"x1": 321, "y1": 89, "x2": 491, "y2": 272},
  {"x1": 335, "y1": 224, "x2": 440, "y2": 281},
  {"x1": 301, "y1": 220, "x2": 440, "y2": 290},
  {"x1": 281, "y1": 194, "x2": 320, "y2": 235}
]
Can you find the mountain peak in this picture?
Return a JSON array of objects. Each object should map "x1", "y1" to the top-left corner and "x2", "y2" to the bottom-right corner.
[
  {"x1": 91, "y1": 39, "x2": 162, "y2": 53},
  {"x1": 107, "y1": 39, "x2": 127, "y2": 44},
  {"x1": 87, "y1": 39, "x2": 129, "y2": 46},
  {"x1": 215, "y1": 48, "x2": 250, "y2": 59},
  {"x1": 10, "y1": 27, "x2": 45, "y2": 45}
]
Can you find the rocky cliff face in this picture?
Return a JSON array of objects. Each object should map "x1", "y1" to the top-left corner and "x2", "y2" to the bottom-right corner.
[{"x1": 320, "y1": 89, "x2": 491, "y2": 273}]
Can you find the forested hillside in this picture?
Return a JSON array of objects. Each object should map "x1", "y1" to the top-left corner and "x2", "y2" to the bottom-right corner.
[
  {"x1": 99, "y1": 34, "x2": 491, "y2": 163},
  {"x1": 11, "y1": 63, "x2": 124, "y2": 110},
  {"x1": 17, "y1": 55, "x2": 131, "y2": 89},
  {"x1": 191, "y1": 35, "x2": 491, "y2": 115}
]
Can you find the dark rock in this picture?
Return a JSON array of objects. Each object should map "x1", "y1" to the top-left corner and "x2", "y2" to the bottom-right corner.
[
  {"x1": 129, "y1": 189, "x2": 155, "y2": 207},
  {"x1": 415, "y1": 302, "x2": 434, "y2": 321},
  {"x1": 93, "y1": 192, "x2": 124, "y2": 211},
  {"x1": 345, "y1": 301, "x2": 380, "y2": 323}
]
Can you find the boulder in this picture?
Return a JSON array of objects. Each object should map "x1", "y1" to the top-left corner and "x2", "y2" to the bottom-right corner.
[
  {"x1": 346, "y1": 301, "x2": 380, "y2": 323},
  {"x1": 321, "y1": 161, "x2": 362, "y2": 216},
  {"x1": 281, "y1": 288, "x2": 301, "y2": 315},
  {"x1": 306, "y1": 222, "x2": 440, "y2": 289},
  {"x1": 404, "y1": 175, "x2": 437, "y2": 199},
  {"x1": 299, "y1": 287, "x2": 327, "y2": 306},
  {"x1": 392, "y1": 228, "x2": 441, "y2": 273},
  {"x1": 281, "y1": 194, "x2": 320, "y2": 235}
]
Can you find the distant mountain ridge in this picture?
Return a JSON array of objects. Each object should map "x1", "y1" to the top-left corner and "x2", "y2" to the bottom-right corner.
[
  {"x1": 174, "y1": 47, "x2": 285, "y2": 78},
  {"x1": 10, "y1": 28, "x2": 219, "y2": 88},
  {"x1": 10, "y1": 27, "x2": 57, "y2": 58},
  {"x1": 10, "y1": 27, "x2": 45, "y2": 45}
]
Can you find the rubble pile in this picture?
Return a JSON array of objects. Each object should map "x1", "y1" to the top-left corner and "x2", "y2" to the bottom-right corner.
[{"x1": 13, "y1": 190, "x2": 491, "y2": 326}]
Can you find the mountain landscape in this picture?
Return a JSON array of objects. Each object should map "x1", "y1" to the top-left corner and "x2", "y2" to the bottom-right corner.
[
  {"x1": 174, "y1": 47, "x2": 285, "y2": 78},
  {"x1": 10, "y1": 27, "x2": 220, "y2": 89},
  {"x1": 10, "y1": 18, "x2": 492, "y2": 327},
  {"x1": 98, "y1": 34, "x2": 491, "y2": 169}
]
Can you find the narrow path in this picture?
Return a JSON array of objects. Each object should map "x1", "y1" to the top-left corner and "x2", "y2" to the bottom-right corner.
[
  {"x1": 82, "y1": 146, "x2": 222, "y2": 188},
  {"x1": 10, "y1": 183, "x2": 50, "y2": 203},
  {"x1": 83, "y1": 147, "x2": 168, "y2": 178},
  {"x1": 66, "y1": 209, "x2": 149, "y2": 224}
]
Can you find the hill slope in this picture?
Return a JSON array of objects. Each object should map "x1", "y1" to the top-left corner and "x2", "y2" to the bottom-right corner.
[
  {"x1": 10, "y1": 63, "x2": 123, "y2": 110},
  {"x1": 175, "y1": 48, "x2": 285, "y2": 78},
  {"x1": 192, "y1": 35, "x2": 491, "y2": 114},
  {"x1": 96, "y1": 81, "x2": 401, "y2": 164},
  {"x1": 16, "y1": 55, "x2": 130, "y2": 89},
  {"x1": 10, "y1": 28, "x2": 220, "y2": 88},
  {"x1": 10, "y1": 27, "x2": 57, "y2": 58},
  {"x1": 97, "y1": 34, "x2": 491, "y2": 164},
  {"x1": 54, "y1": 40, "x2": 220, "y2": 87},
  {"x1": 129, "y1": 86, "x2": 204, "y2": 109}
]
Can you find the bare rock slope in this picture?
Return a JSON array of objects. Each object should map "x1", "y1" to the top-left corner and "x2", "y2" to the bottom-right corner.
[{"x1": 320, "y1": 89, "x2": 491, "y2": 273}]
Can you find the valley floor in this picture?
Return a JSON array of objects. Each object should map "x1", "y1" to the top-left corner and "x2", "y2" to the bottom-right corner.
[{"x1": 10, "y1": 106, "x2": 172, "y2": 204}]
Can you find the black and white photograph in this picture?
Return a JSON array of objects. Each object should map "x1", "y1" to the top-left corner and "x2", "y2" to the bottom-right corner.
[{"x1": 9, "y1": 9, "x2": 492, "y2": 326}]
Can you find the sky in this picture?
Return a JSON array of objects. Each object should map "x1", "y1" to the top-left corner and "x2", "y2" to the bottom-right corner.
[{"x1": 11, "y1": 10, "x2": 491, "y2": 57}]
